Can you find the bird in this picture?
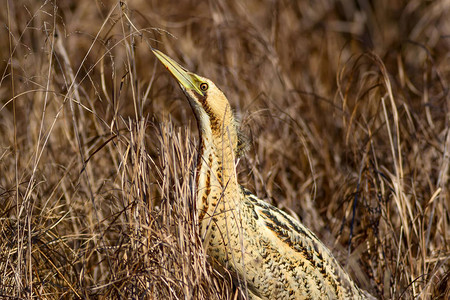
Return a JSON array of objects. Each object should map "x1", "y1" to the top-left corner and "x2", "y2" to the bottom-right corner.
[{"x1": 152, "y1": 48, "x2": 375, "y2": 300}]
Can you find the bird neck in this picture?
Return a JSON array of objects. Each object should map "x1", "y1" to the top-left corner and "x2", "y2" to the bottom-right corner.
[{"x1": 194, "y1": 111, "x2": 240, "y2": 231}]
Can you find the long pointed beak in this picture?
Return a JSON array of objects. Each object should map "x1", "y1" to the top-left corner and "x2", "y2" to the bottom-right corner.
[{"x1": 152, "y1": 49, "x2": 204, "y2": 95}]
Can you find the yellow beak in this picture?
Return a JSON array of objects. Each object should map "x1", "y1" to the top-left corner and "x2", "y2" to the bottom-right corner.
[{"x1": 152, "y1": 49, "x2": 204, "y2": 95}]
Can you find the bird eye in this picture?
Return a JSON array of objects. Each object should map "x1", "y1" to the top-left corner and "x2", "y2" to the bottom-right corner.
[{"x1": 200, "y1": 83, "x2": 209, "y2": 91}]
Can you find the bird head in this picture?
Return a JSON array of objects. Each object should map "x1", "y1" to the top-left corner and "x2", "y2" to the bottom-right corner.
[{"x1": 152, "y1": 48, "x2": 236, "y2": 138}]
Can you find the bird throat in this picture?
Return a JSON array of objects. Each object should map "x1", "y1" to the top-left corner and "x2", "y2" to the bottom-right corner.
[{"x1": 193, "y1": 109, "x2": 240, "y2": 240}]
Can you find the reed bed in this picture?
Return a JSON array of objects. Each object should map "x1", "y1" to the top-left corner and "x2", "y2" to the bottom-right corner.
[{"x1": 0, "y1": 0, "x2": 448, "y2": 298}]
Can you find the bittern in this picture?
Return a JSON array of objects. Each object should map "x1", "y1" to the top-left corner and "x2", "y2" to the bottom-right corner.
[{"x1": 152, "y1": 49, "x2": 374, "y2": 300}]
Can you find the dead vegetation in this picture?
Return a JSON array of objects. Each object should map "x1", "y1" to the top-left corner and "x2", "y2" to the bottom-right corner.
[{"x1": 0, "y1": 0, "x2": 449, "y2": 299}]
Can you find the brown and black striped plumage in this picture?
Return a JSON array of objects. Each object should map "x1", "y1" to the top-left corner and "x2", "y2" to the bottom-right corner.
[{"x1": 152, "y1": 49, "x2": 375, "y2": 300}]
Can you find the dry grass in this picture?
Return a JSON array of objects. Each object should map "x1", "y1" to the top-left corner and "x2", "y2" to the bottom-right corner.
[{"x1": 0, "y1": 0, "x2": 449, "y2": 299}]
